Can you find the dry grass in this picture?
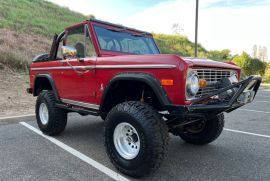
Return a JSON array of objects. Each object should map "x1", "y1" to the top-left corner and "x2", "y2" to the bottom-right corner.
[{"x1": 0, "y1": 28, "x2": 51, "y2": 71}]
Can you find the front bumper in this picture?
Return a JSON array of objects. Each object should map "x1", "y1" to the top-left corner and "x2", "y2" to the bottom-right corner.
[{"x1": 167, "y1": 76, "x2": 262, "y2": 117}]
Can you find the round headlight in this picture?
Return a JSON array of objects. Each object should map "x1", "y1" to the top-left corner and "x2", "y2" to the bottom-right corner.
[
  {"x1": 186, "y1": 72, "x2": 199, "y2": 97},
  {"x1": 229, "y1": 73, "x2": 238, "y2": 84}
]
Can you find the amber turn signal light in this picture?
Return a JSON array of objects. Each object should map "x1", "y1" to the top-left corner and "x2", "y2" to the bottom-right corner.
[
  {"x1": 161, "y1": 79, "x2": 174, "y2": 86},
  {"x1": 199, "y1": 79, "x2": 207, "y2": 88}
]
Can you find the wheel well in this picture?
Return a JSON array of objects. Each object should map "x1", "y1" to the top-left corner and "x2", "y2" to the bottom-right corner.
[
  {"x1": 100, "y1": 80, "x2": 163, "y2": 115},
  {"x1": 33, "y1": 77, "x2": 53, "y2": 96}
]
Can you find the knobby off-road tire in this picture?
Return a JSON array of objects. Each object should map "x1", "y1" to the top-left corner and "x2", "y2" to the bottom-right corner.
[
  {"x1": 178, "y1": 113, "x2": 224, "y2": 145},
  {"x1": 36, "y1": 90, "x2": 67, "y2": 136},
  {"x1": 104, "y1": 101, "x2": 169, "y2": 178}
]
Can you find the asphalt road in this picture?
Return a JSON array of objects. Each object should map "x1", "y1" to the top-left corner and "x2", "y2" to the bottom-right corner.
[{"x1": 0, "y1": 88, "x2": 269, "y2": 181}]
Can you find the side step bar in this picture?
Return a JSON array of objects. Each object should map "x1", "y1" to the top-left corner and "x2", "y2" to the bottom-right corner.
[{"x1": 56, "y1": 103, "x2": 99, "y2": 116}]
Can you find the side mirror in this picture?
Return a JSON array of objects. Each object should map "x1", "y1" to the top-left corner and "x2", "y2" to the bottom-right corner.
[{"x1": 61, "y1": 46, "x2": 77, "y2": 59}]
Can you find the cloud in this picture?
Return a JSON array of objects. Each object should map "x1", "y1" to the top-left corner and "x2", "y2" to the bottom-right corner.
[
  {"x1": 205, "y1": 0, "x2": 270, "y2": 8},
  {"x1": 124, "y1": 1, "x2": 195, "y2": 36},
  {"x1": 122, "y1": 0, "x2": 270, "y2": 55}
]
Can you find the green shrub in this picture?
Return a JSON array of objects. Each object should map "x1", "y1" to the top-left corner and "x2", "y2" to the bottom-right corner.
[{"x1": 233, "y1": 52, "x2": 267, "y2": 76}]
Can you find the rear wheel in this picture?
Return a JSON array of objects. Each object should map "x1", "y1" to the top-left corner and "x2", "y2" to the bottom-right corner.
[
  {"x1": 177, "y1": 113, "x2": 224, "y2": 145},
  {"x1": 36, "y1": 91, "x2": 67, "y2": 136},
  {"x1": 104, "y1": 101, "x2": 169, "y2": 178}
]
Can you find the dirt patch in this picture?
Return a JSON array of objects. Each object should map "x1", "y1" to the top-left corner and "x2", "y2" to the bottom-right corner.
[
  {"x1": 0, "y1": 29, "x2": 51, "y2": 71},
  {"x1": 0, "y1": 28, "x2": 51, "y2": 61},
  {"x1": 0, "y1": 68, "x2": 35, "y2": 117},
  {"x1": 0, "y1": 29, "x2": 52, "y2": 117}
]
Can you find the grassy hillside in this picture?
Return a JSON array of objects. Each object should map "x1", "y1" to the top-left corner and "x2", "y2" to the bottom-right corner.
[
  {"x1": 0, "y1": 0, "x2": 87, "y2": 37},
  {"x1": 0, "y1": 0, "x2": 87, "y2": 71},
  {"x1": 154, "y1": 34, "x2": 208, "y2": 57}
]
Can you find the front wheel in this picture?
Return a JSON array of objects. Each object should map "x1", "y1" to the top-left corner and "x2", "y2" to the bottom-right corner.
[
  {"x1": 104, "y1": 101, "x2": 169, "y2": 178},
  {"x1": 177, "y1": 113, "x2": 224, "y2": 145}
]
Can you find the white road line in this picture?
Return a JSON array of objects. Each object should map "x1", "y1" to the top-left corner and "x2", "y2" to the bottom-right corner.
[
  {"x1": 255, "y1": 100, "x2": 270, "y2": 104},
  {"x1": 0, "y1": 114, "x2": 35, "y2": 120},
  {"x1": 19, "y1": 122, "x2": 129, "y2": 181},
  {"x1": 259, "y1": 90, "x2": 270, "y2": 92},
  {"x1": 256, "y1": 96, "x2": 270, "y2": 98},
  {"x1": 238, "y1": 108, "x2": 270, "y2": 114},
  {"x1": 224, "y1": 128, "x2": 270, "y2": 138}
]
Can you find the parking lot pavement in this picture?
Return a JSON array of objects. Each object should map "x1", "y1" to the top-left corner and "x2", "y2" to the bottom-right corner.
[
  {"x1": 0, "y1": 122, "x2": 113, "y2": 181},
  {"x1": 0, "y1": 89, "x2": 269, "y2": 181}
]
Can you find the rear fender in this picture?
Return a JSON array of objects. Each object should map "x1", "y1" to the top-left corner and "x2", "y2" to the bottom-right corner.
[{"x1": 33, "y1": 74, "x2": 60, "y2": 102}]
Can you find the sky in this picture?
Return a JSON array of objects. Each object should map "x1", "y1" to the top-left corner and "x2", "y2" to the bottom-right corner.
[{"x1": 47, "y1": 0, "x2": 270, "y2": 56}]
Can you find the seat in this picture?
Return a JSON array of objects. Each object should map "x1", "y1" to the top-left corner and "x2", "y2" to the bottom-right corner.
[{"x1": 75, "y1": 42, "x2": 85, "y2": 58}]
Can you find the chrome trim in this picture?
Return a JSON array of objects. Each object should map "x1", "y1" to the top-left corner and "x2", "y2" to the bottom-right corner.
[
  {"x1": 59, "y1": 58, "x2": 96, "y2": 62},
  {"x1": 31, "y1": 64, "x2": 176, "y2": 71},
  {"x1": 61, "y1": 46, "x2": 77, "y2": 59},
  {"x1": 95, "y1": 64, "x2": 176, "y2": 69},
  {"x1": 193, "y1": 68, "x2": 234, "y2": 98},
  {"x1": 191, "y1": 68, "x2": 237, "y2": 73},
  {"x1": 31, "y1": 66, "x2": 95, "y2": 71},
  {"x1": 61, "y1": 98, "x2": 100, "y2": 110}
]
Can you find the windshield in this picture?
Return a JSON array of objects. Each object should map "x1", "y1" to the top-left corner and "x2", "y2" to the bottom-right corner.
[{"x1": 93, "y1": 25, "x2": 160, "y2": 54}]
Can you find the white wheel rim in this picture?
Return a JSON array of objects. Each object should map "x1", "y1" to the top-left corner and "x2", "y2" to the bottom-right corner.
[
  {"x1": 39, "y1": 103, "x2": 49, "y2": 125},
  {"x1": 113, "y1": 122, "x2": 140, "y2": 160}
]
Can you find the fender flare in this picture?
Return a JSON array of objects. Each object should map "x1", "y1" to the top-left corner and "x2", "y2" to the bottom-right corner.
[
  {"x1": 33, "y1": 74, "x2": 60, "y2": 102},
  {"x1": 100, "y1": 73, "x2": 171, "y2": 110}
]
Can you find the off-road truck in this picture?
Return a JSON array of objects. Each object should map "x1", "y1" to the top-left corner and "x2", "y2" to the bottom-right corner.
[{"x1": 27, "y1": 19, "x2": 261, "y2": 177}]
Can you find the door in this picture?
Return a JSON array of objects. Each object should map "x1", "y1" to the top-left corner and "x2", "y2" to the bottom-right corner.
[{"x1": 59, "y1": 24, "x2": 98, "y2": 106}]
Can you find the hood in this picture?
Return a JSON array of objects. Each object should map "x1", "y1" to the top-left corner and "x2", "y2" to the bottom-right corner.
[
  {"x1": 182, "y1": 57, "x2": 240, "y2": 70},
  {"x1": 97, "y1": 54, "x2": 240, "y2": 70}
]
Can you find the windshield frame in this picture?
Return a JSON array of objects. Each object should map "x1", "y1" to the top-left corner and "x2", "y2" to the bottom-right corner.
[{"x1": 91, "y1": 22, "x2": 160, "y2": 56}]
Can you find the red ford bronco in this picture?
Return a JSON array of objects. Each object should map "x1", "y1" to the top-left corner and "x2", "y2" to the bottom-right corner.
[{"x1": 27, "y1": 19, "x2": 261, "y2": 177}]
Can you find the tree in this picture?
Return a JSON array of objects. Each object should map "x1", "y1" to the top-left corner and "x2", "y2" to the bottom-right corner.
[
  {"x1": 233, "y1": 52, "x2": 267, "y2": 76},
  {"x1": 207, "y1": 49, "x2": 231, "y2": 61},
  {"x1": 252, "y1": 58, "x2": 267, "y2": 75}
]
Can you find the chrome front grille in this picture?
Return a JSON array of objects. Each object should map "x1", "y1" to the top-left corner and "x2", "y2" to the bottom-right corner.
[{"x1": 195, "y1": 69, "x2": 233, "y2": 98}]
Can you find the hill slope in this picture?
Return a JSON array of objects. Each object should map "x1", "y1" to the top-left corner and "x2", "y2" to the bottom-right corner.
[
  {"x1": 154, "y1": 34, "x2": 208, "y2": 57},
  {"x1": 0, "y1": 0, "x2": 87, "y2": 37},
  {"x1": 0, "y1": 0, "x2": 87, "y2": 71},
  {"x1": 0, "y1": 0, "x2": 230, "y2": 71}
]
